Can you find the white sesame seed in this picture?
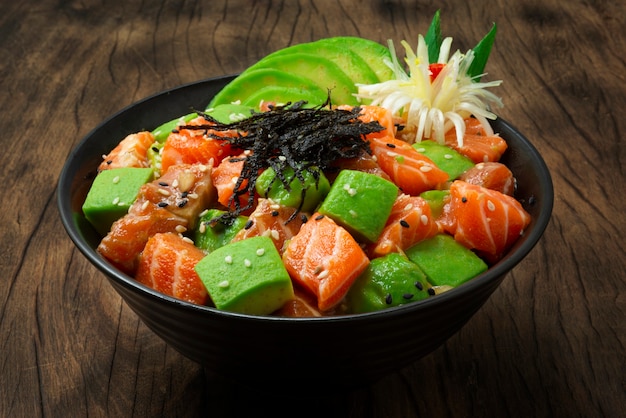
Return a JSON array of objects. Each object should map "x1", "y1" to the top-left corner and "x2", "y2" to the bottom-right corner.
[
  {"x1": 199, "y1": 209, "x2": 209, "y2": 218},
  {"x1": 188, "y1": 193, "x2": 199, "y2": 199},
  {"x1": 343, "y1": 183, "x2": 351, "y2": 191},
  {"x1": 349, "y1": 210, "x2": 357, "y2": 217},
  {"x1": 158, "y1": 188, "x2": 170, "y2": 196},
  {"x1": 231, "y1": 177, "x2": 239, "y2": 184},
  {"x1": 198, "y1": 164, "x2": 208, "y2": 172},
  {"x1": 476, "y1": 163, "x2": 485, "y2": 169},
  {"x1": 318, "y1": 270, "x2": 329, "y2": 279},
  {"x1": 199, "y1": 223, "x2": 207, "y2": 234},
  {"x1": 419, "y1": 165, "x2": 433, "y2": 172},
  {"x1": 262, "y1": 229, "x2": 272, "y2": 238},
  {"x1": 112, "y1": 197, "x2": 120, "y2": 205},
  {"x1": 224, "y1": 255, "x2": 233, "y2": 264},
  {"x1": 404, "y1": 203, "x2": 413, "y2": 211},
  {"x1": 117, "y1": 202, "x2": 125, "y2": 207},
  {"x1": 278, "y1": 155, "x2": 286, "y2": 162},
  {"x1": 172, "y1": 179, "x2": 179, "y2": 188},
  {"x1": 141, "y1": 200, "x2": 150, "y2": 211},
  {"x1": 421, "y1": 214, "x2": 429, "y2": 225},
  {"x1": 270, "y1": 230, "x2": 280, "y2": 240},
  {"x1": 386, "y1": 151, "x2": 396, "y2": 157},
  {"x1": 218, "y1": 280, "x2": 230, "y2": 288},
  {"x1": 244, "y1": 259, "x2": 251, "y2": 267},
  {"x1": 175, "y1": 225, "x2": 187, "y2": 233},
  {"x1": 487, "y1": 200, "x2": 496, "y2": 211},
  {"x1": 182, "y1": 237, "x2": 194, "y2": 245},
  {"x1": 372, "y1": 155, "x2": 377, "y2": 162},
  {"x1": 348, "y1": 188, "x2": 357, "y2": 196},
  {"x1": 444, "y1": 154, "x2": 453, "y2": 160},
  {"x1": 270, "y1": 204, "x2": 280, "y2": 210},
  {"x1": 112, "y1": 176, "x2": 120, "y2": 184},
  {"x1": 415, "y1": 147, "x2": 425, "y2": 153},
  {"x1": 256, "y1": 248, "x2": 265, "y2": 256}
]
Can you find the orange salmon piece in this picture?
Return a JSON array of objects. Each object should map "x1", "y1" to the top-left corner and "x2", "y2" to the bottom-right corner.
[
  {"x1": 273, "y1": 286, "x2": 324, "y2": 318},
  {"x1": 369, "y1": 194, "x2": 440, "y2": 258},
  {"x1": 444, "y1": 118, "x2": 508, "y2": 163},
  {"x1": 231, "y1": 198, "x2": 305, "y2": 254},
  {"x1": 98, "y1": 131, "x2": 155, "y2": 171},
  {"x1": 282, "y1": 213, "x2": 370, "y2": 312},
  {"x1": 139, "y1": 163, "x2": 214, "y2": 229},
  {"x1": 369, "y1": 135, "x2": 449, "y2": 196},
  {"x1": 440, "y1": 180, "x2": 531, "y2": 263},
  {"x1": 211, "y1": 153, "x2": 257, "y2": 214},
  {"x1": 97, "y1": 203, "x2": 187, "y2": 275},
  {"x1": 160, "y1": 116, "x2": 233, "y2": 173},
  {"x1": 136, "y1": 233, "x2": 209, "y2": 305},
  {"x1": 460, "y1": 161, "x2": 516, "y2": 196}
]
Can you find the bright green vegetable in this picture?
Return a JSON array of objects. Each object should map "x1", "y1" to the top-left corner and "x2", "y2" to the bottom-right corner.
[
  {"x1": 194, "y1": 209, "x2": 248, "y2": 253},
  {"x1": 255, "y1": 166, "x2": 330, "y2": 212},
  {"x1": 413, "y1": 140, "x2": 475, "y2": 180}
]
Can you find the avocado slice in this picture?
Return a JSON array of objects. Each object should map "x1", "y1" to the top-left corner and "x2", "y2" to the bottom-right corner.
[
  {"x1": 413, "y1": 140, "x2": 475, "y2": 180},
  {"x1": 209, "y1": 68, "x2": 325, "y2": 108},
  {"x1": 324, "y1": 37, "x2": 394, "y2": 82},
  {"x1": 242, "y1": 85, "x2": 328, "y2": 109}
]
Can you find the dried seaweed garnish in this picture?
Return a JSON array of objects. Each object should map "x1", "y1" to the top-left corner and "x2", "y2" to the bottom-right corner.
[{"x1": 182, "y1": 98, "x2": 383, "y2": 223}]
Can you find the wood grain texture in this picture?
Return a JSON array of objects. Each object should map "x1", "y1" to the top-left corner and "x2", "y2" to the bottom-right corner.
[{"x1": 1, "y1": 0, "x2": 624, "y2": 416}]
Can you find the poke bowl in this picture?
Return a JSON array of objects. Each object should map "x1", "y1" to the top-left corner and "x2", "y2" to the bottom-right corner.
[{"x1": 58, "y1": 74, "x2": 552, "y2": 391}]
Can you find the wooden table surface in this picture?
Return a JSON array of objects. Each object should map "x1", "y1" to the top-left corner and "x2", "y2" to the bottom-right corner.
[{"x1": 2, "y1": 0, "x2": 625, "y2": 416}]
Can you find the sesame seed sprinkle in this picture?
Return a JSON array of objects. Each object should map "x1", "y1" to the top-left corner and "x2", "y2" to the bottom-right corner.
[
  {"x1": 244, "y1": 220, "x2": 254, "y2": 230},
  {"x1": 175, "y1": 225, "x2": 187, "y2": 233},
  {"x1": 112, "y1": 176, "x2": 120, "y2": 184},
  {"x1": 224, "y1": 255, "x2": 233, "y2": 264},
  {"x1": 386, "y1": 143, "x2": 396, "y2": 148},
  {"x1": 244, "y1": 259, "x2": 252, "y2": 267},
  {"x1": 427, "y1": 288, "x2": 436, "y2": 296},
  {"x1": 487, "y1": 200, "x2": 496, "y2": 211},
  {"x1": 157, "y1": 201, "x2": 169, "y2": 208},
  {"x1": 158, "y1": 188, "x2": 170, "y2": 196},
  {"x1": 141, "y1": 200, "x2": 150, "y2": 211},
  {"x1": 270, "y1": 230, "x2": 280, "y2": 240},
  {"x1": 414, "y1": 281, "x2": 424, "y2": 291},
  {"x1": 158, "y1": 181, "x2": 169, "y2": 187},
  {"x1": 218, "y1": 280, "x2": 230, "y2": 288},
  {"x1": 420, "y1": 214, "x2": 429, "y2": 225},
  {"x1": 256, "y1": 248, "x2": 265, "y2": 256},
  {"x1": 318, "y1": 270, "x2": 329, "y2": 279},
  {"x1": 112, "y1": 197, "x2": 120, "y2": 205},
  {"x1": 199, "y1": 223, "x2": 207, "y2": 234},
  {"x1": 444, "y1": 154, "x2": 453, "y2": 159},
  {"x1": 400, "y1": 219, "x2": 410, "y2": 228},
  {"x1": 385, "y1": 293, "x2": 393, "y2": 304},
  {"x1": 402, "y1": 293, "x2": 414, "y2": 300},
  {"x1": 349, "y1": 210, "x2": 357, "y2": 217},
  {"x1": 419, "y1": 165, "x2": 433, "y2": 172},
  {"x1": 182, "y1": 237, "x2": 194, "y2": 245}
]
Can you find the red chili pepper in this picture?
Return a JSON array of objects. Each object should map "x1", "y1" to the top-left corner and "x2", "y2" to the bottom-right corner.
[{"x1": 429, "y1": 63, "x2": 446, "y2": 82}]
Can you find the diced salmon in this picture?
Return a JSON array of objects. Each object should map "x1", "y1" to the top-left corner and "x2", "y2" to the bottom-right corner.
[
  {"x1": 273, "y1": 286, "x2": 324, "y2": 318},
  {"x1": 160, "y1": 116, "x2": 234, "y2": 173},
  {"x1": 98, "y1": 131, "x2": 155, "y2": 171},
  {"x1": 369, "y1": 194, "x2": 440, "y2": 258},
  {"x1": 136, "y1": 233, "x2": 209, "y2": 305},
  {"x1": 460, "y1": 162, "x2": 516, "y2": 196},
  {"x1": 211, "y1": 152, "x2": 258, "y2": 214},
  {"x1": 439, "y1": 180, "x2": 531, "y2": 264},
  {"x1": 231, "y1": 198, "x2": 305, "y2": 254},
  {"x1": 97, "y1": 202, "x2": 187, "y2": 275},
  {"x1": 282, "y1": 213, "x2": 370, "y2": 311},
  {"x1": 444, "y1": 118, "x2": 508, "y2": 163},
  {"x1": 331, "y1": 152, "x2": 391, "y2": 181},
  {"x1": 369, "y1": 135, "x2": 449, "y2": 195},
  {"x1": 139, "y1": 163, "x2": 215, "y2": 229}
]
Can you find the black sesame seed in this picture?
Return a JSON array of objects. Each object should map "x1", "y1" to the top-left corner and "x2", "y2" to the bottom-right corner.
[
  {"x1": 181, "y1": 191, "x2": 189, "y2": 198},
  {"x1": 385, "y1": 293, "x2": 393, "y2": 304},
  {"x1": 177, "y1": 199, "x2": 188, "y2": 208},
  {"x1": 400, "y1": 219, "x2": 410, "y2": 228},
  {"x1": 461, "y1": 196, "x2": 468, "y2": 203},
  {"x1": 106, "y1": 160, "x2": 112, "y2": 165},
  {"x1": 300, "y1": 214, "x2": 308, "y2": 223},
  {"x1": 528, "y1": 195, "x2": 536, "y2": 205},
  {"x1": 315, "y1": 214, "x2": 325, "y2": 221},
  {"x1": 271, "y1": 210, "x2": 279, "y2": 217},
  {"x1": 172, "y1": 129, "x2": 179, "y2": 134},
  {"x1": 157, "y1": 201, "x2": 169, "y2": 208},
  {"x1": 402, "y1": 293, "x2": 414, "y2": 300},
  {"x1": 414, "y1": 281, "x2": 423, "y2": 291},
  {"x1": 427, "y1": 288, "x2": 436, "y2": 296},
  {"x1": 158, "y1": 181, "x2": 169, "y2": 187},
  {"x1": 386, "y1": 143, "x2": 396, "y2": 148},
  {"x1": 152, "y1": 146, "x2": 159, "y2": 153},
  {"x1": 244, "y1": 219, "x2": 254, "y2": 230}
]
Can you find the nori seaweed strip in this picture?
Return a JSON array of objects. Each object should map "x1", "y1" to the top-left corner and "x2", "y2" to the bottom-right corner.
[{"x1": 182, "y1": 99, "x2": 384, "y2": 223}]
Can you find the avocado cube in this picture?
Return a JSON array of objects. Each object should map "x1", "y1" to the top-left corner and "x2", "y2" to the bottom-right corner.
[
  {"x1": 195, "y1": 236, "x2": 294, "y2": 315},
  {"x1": 419, "y1": 190, "x2": 450, "y2": 219},
  {"x1": 405, "y1": 234, "x2": 488, "y2": 287},
  {"x1": 347, "y1": 253, "x2": 430, "y2": 313},
  {"x1": 194, "y1": 209, "x2": 248, "y2": 253},
  {"x1": 255, "y1": 166, "x2": 330, "y2": 212},
  {"x1": 82, "y1": 167, "x2": 153, "y2": 236},
  {"x1": 318, "y1": 170, "x2": 398, "y2": 243},
  {"x1": 413, "y1": 140, "x2": 474, "y2": 180}
]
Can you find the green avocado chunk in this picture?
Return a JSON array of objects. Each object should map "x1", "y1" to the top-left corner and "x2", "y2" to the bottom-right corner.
[
  {"x1": 419, "y1": 189, "x2": 450, "y2": 219},
  {"x1": 209, "y1": 68, "x2": 329, "y2": 109},
  {"x1": 255, "y1": 166, "x2": 330, "y2": 213},
  {"x1": 346, "y1": 253, "x2": 430, "y2": 313},
  {"x1": 151, "y1": 112, "x2": 198, "y2": 143},
  {"x1": 205, "y1": 103, "x2": 255, "y2": 123},
  {"x1": 242, "y1": 85, "x2": 328, "y2": 110},
  {"x1": 244, "y1": 52, "x2": 358, "y2": 106},
  {"x1": 323, "y1": 37, "x2": 395, "y2": 82},
  {"x1": 82, "y1": 167, "x2": 154, "y2": 236},
  {"x1": 413, "y1": 140, "x2": 474, "y2": 180},
  {"x1": 318, "y1": 170, "x2": 398, "y2": 243},
  {"x1": 405, "y1": 234, "x2": 488, "y2": 288},
  {"x1": 195, "y1": 236, "x2": 294, "y2": 315},
  {"x1": 194, "y1": 209, "x2": 248, "y2": 253}
]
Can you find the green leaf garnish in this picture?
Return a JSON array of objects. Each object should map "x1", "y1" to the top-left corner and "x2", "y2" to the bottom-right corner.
[
  {"x1": 467, "y1": 23, "x2": 497, "y2": 80},
  {"x1": 424, "y1": 10, "x2": 442, "y2": 63}
]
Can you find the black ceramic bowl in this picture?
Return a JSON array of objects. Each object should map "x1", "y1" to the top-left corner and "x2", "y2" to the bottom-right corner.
[{"x1": 58, "y1": 75, "x2": 553, "y2": 391}]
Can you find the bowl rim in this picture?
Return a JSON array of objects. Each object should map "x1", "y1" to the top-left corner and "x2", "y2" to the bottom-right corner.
[{"x1": 57, "y1": 75, "x2": 554, "y2": 323}]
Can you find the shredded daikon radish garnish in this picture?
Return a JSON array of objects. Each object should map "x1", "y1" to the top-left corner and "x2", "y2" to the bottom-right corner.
[{"x1": 356, "y1": 36, "x2": 503, "y2": 146}]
